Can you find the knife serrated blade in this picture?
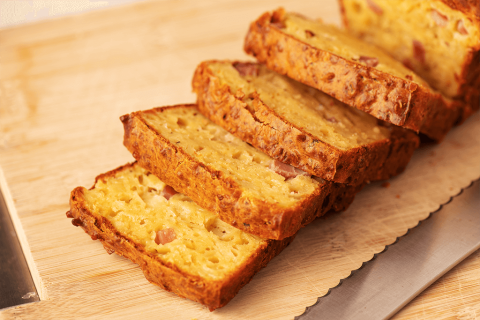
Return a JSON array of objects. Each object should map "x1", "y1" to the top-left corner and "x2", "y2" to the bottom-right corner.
[{"x1": 296, "y1": 179, "x2": 480, "y2": 320}]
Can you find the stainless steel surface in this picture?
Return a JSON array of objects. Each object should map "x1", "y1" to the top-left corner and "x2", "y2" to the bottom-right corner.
[
  {"x1": 296, "y1": 179, "x2": 480, "y2": 320},
  {"x1": 0, "y1": 188, "x2": 39, "y2": 310}
]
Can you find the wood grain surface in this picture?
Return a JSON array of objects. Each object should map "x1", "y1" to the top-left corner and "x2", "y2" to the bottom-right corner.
[{"x1": 0, "y1": 1, "x2": 479, "y2": 319}]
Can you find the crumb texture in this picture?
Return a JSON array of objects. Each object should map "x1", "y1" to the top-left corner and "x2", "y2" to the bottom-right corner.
[
  {"x1": 282, "y1": 13, "x2": 429, "y2": 87},
  {"x1": 208, "y1": 62, "x2": 390, "y2": 150},
  {"x1": 341, "y1": 0, "x2": 480, "y2": 98},
  {"x1": 83, "y1": 164, "x2": 264, "y2": 280},
  {"x1": 140, "y1": 108, "x2": 320, "y2": 207},
  {"x1": 244, "y1": 8, "x2": 458, "y2": 139}
]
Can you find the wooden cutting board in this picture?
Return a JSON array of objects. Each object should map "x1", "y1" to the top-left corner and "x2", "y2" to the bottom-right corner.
[{"x1": 0, "y1": 1, "x2": 479, "y2": 319}]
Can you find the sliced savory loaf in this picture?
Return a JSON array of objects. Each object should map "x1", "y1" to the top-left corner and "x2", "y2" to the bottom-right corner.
[
  {"x1": 68, "y1": 162, "x2": 293, "y2": 311},
  {"x1": 121, "y1": 105, "x2": 360, "y2": 240},
  {"x1": 244, "y1": 8, "x2": 459, "y2": 141},
  {"x1": 192, "y1": 60, "x2": 419, "y2": 185},
  {"x1": 340, "y1": 0, "x2": 480, "y2": 122}
]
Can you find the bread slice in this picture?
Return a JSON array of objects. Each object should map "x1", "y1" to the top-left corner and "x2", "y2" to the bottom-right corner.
[
  {"x1": 121, "y1": 105, "x2": 360, "y2": 240},
  {"x1": 244, "y1": 8, "x2": 459, "y2": 141},
  {"x1": 68, "y1": 162, "x2": 293, "y2": 311},
  {"x1": 340, "y1": 0, "x2": 480, "y2": 122},
  {"x1": 192, "y1": 60, "x2": 419, "y2": 185}
]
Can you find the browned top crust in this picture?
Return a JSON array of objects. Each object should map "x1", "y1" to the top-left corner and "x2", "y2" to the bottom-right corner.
[
  {"x1": 68, "y1": 162, "x2": 294, "y2": 311},
  {"x1": 192, "y1": 60, "x2": 419, "y2": 185},
  {"x1": 441, "y1": 0, "x2": 480, "y2": 20},
  {"x1": 121, "y1": 105, "x2": 361, "y2": 240},
  {"x1": 244, "y1": 8, "x2": 457, "y2": 141}
]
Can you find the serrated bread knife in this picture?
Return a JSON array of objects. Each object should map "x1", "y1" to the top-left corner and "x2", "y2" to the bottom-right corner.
[{"x1": 296, "y1": 179, "x2": 480, "y2": 320}]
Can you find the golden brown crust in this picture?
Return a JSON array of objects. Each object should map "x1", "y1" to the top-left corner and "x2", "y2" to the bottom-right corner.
[
  {"x1": 121, "y1": 105, "x2": 359, "y2": 240},
  {"x1": 68, "y1": 162, "x2": 295, "y2": 311},
  {"x1": 374, "y1": 124, "x2": 420, "y2": 180},
  {"x1": 244, "y1": 8, "x2": 455, "y2": 140},
  {"x1": 445, "y1": 2, "x2": 480, "y2": 119},
  {"x1": 420, "y1": 97, "x2": 462, "y2": 140},
  {"x1": 458, "y1": 50, "x2": 480, "y2": 122},
  {"x1": 441, "y1": 0, "x2": 480, "y2": 20},
  {"x1": 192, "y1": 60, "x2": 419, "y2": 184}
]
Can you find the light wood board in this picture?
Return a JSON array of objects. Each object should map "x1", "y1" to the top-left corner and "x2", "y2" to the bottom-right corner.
[{"x1": 0, "y1": 1, "x2": 479, "y2": 319}]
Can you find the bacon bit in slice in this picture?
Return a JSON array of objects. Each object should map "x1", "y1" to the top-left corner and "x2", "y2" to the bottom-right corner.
[
  {"x1": 269, "y1": 160, "x2": 309, "y2": 180},
  {"x1": 66, "y1": 211, "x2": 73, "y2": 218},
  {"x1": 457, "y1": 20, "x2": 468, "y2": 35},
  {"x1": 367, "y1": 0, "x2": 383, "y2": 15},
  {"x1": 161, "y1": 185, "x2": 178, "y2": 200},
  {"x1": 359, "y1": 56, "x2": 379, "y2": 68},
  {"x1": 402, "y1": 58, "x2": 413, "y2": 70},
  {"x1": 305, "y1": 30, "x2": 315, "y2": 38},
  {"x1": 412, "y1": 40, "x2": 426, "y2": 64},
  {"x1": 405, "y1": 75, "x2": 413, "y2": 81},
  {"x1": 233, "y1": 62, "x2": 259, "y2": 77},
  {"x1": 327, "y1": 116, "x2": 338, "y2": 123},
  {"x1": 155, "y1": 228, "x2": 176, "y2": 245},
  {"x1": 431, "y1": 9, "x2": 448, "y2": 27}
]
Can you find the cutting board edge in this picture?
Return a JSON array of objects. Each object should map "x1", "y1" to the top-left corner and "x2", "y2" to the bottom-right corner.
[{"x1": 0, "y1": 164, "x2": 48, "y2": 300}]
